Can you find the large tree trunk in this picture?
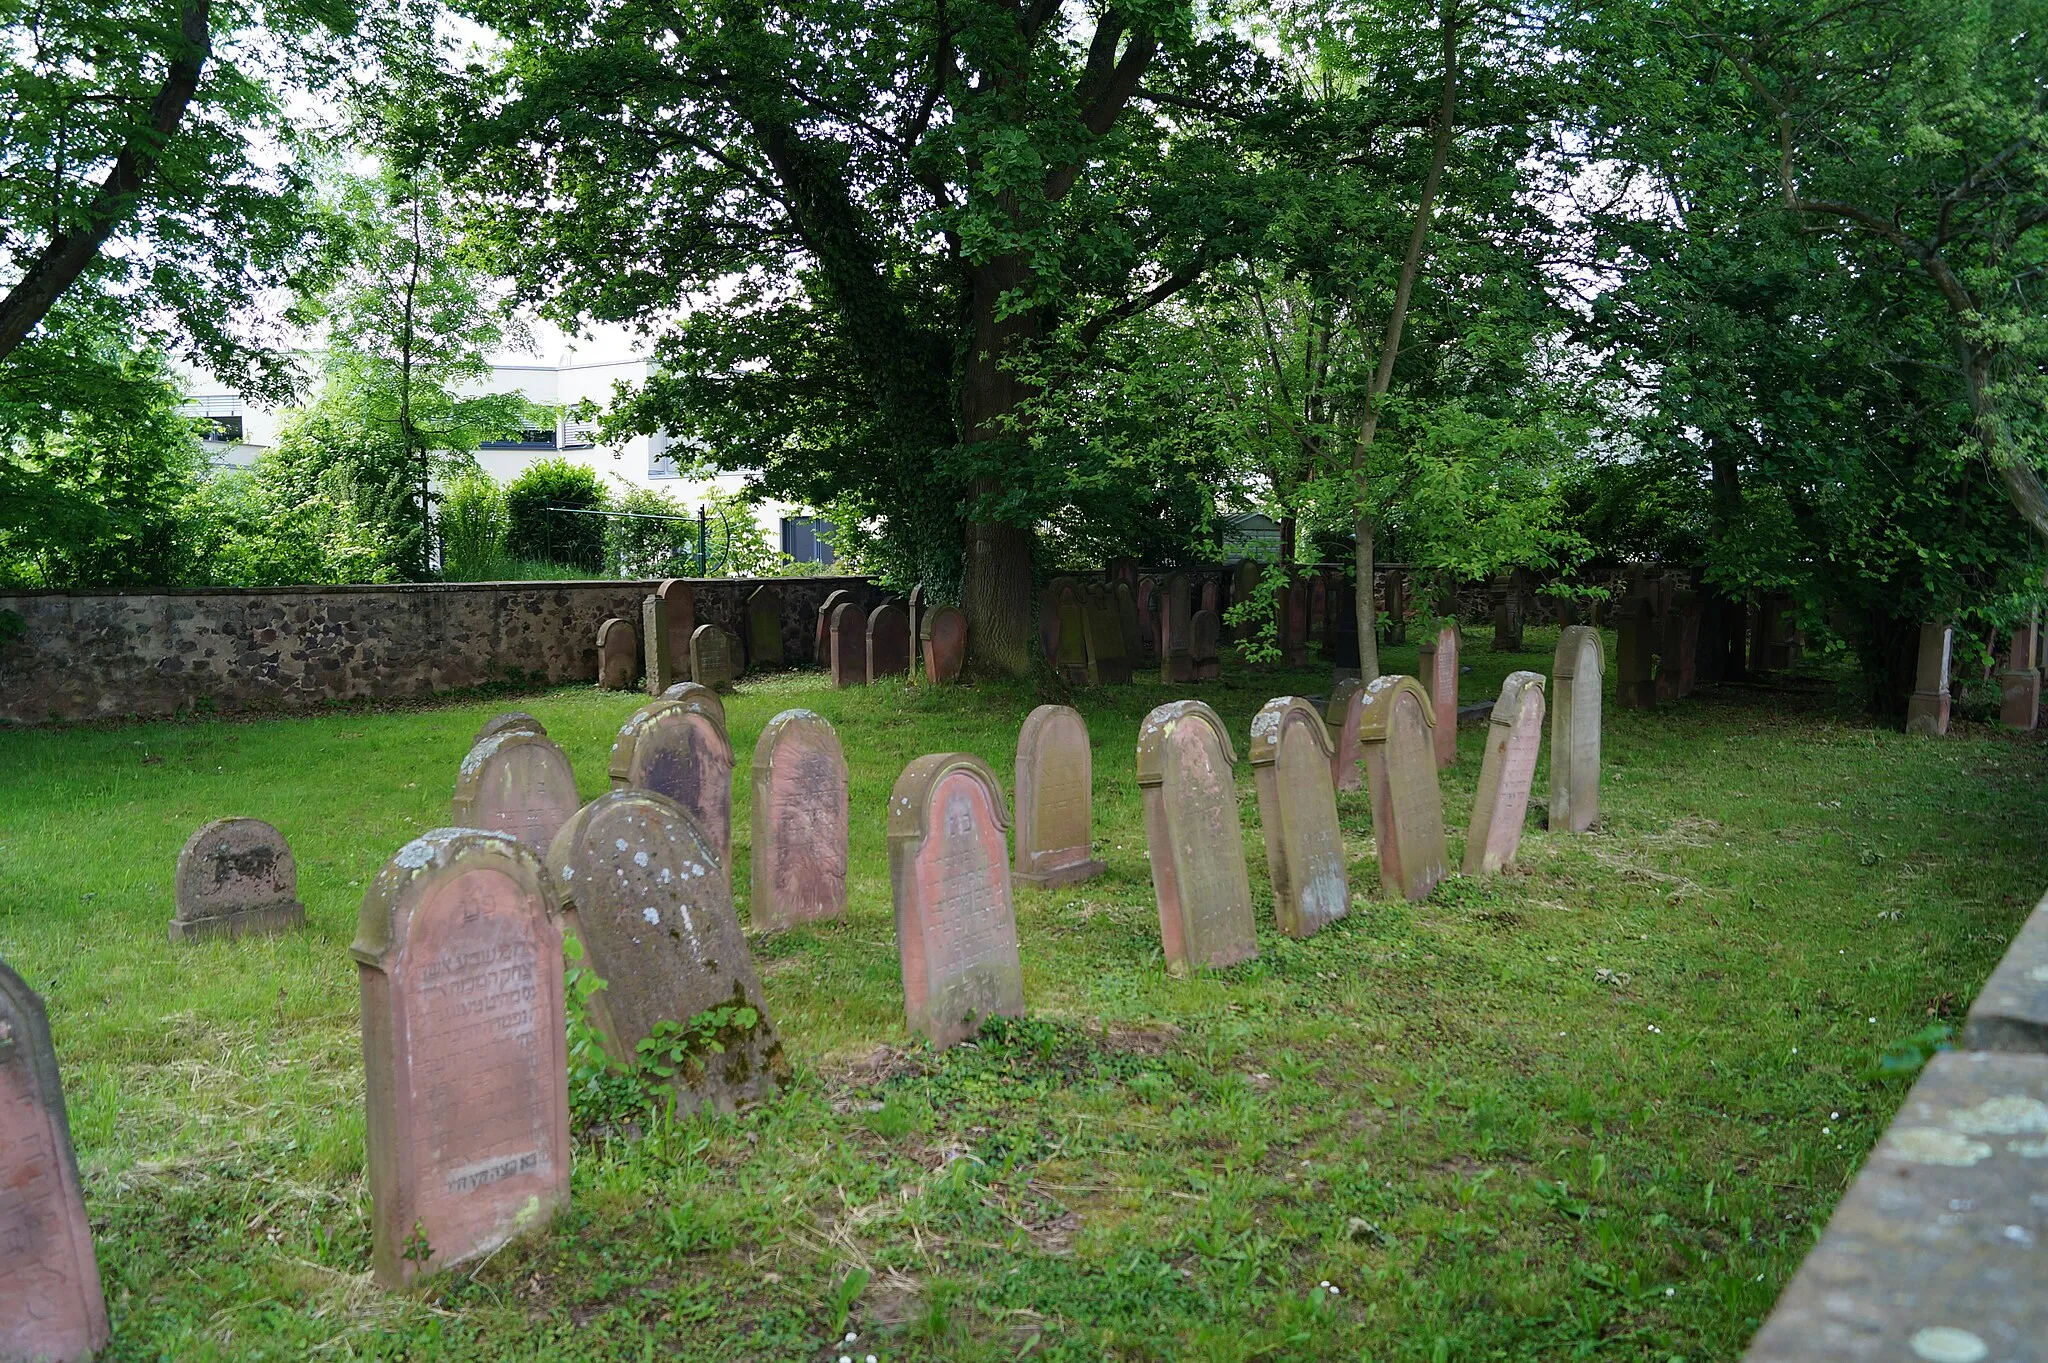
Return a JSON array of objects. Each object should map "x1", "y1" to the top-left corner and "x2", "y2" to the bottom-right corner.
[{"x1": 958, "y1": 257, "x2": 1040, "y2": 675}]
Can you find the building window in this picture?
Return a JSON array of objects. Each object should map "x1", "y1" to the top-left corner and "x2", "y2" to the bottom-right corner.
[
  {"x1": 480, "y1": 428, "x2": 559, "y2": 450},
  {"x1": 649, "y1": 434, "x2": 679, "y2": 479},
  {"x1": 196, "y1": 415, "x2": 244, "y2": 444},
  {"x1": 782, "y1": 516, "x2": 836, "y2": 565}
]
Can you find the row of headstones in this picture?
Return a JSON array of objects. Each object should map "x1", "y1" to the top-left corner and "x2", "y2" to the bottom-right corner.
[
  {"x1": 1611, "y1": 571, "x2": 1703, "y2": 711},
  {"x1": 593, "y1": 578, "x2": 784, "y2": 693},
  {"x1": 1906, "y1": 615, "x2": 2048, "y2": 736},
  {"x1": 819, "y1": 585, "x2": 967, "y2": 689}
]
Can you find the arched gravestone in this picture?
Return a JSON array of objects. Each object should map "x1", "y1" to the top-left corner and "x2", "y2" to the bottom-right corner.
[
  {"x1": 887, "y1": 754, "x2": 1024, "y2": 1049},
  {"x1": 1012, "y1": 704, "x2": 1107, "y2": 889},
  {"x1": 1052, "y1": 584, "x2": 1089, "y2": 684},
  {"x1": 1326, "y1": 678, "x2": 1365, "y2": 792},
  {"x1": 689, "y1": 623, "x2": 739, "y2": 690},
  {"x1": 745, "y1": 584, "x2": 784, "y2": 670},
  {"x1": 170, "y1": 817, "x2": 307, "y2": 942},
  {"x1": 1158, "y1": 572, "x2": 1193, "y2": 683},
  {"x1": 1356, "y1": 676, "x2": 1449, "y2": 901},
  {"x1": 1547, "y1": 626, "x2": 1603, "y2": 833},
  {"x1": 547, "y1": 790, "x2": 787, "y2": 1113},
  {"x1": 815, "y1": 588, "x2": 854, "y2": 666},
  {"x1": 473, "y1": 711, "x2": 544, "y2": 744},
  {"x1": 597, "y1": 617, "x2": 638, "y2": 690},
  {"x1": 866, "y1": 602, "x2": 911, "y2": 683},
  {"x1": 352, "y1": 829, "x2": 570, "y2": 1288},
  {"x1": 452, "y1": 729, "x2": 581, "y2": 854},
  {"x1": 921, "y1": 605, "x2": 967, "y2": 685},
  {"x1": 1189, "y1": 608, "x2": 1221, "y2": 681},
  {"x1": 1231, "y1": 560, "x2": 1262, "y2": 629},
  {"x1": 1082, "y1": 583, "x2": 1132, "y2": 684},
  {"x1": 1417, "y1": 622, "x2": 1459, "y2": 767},
  {"x1": 1136, "y1": 701, "x2": 1256, "y2": 975},
  {"x1": 657, "y1": 579, "x2": 695, "y2": 680},
  {"x1": 829, "y1": 602, "x2": 865, "y2": 688},
  {"x1": 1463, "y1": 671, "x2": 1546, "y2": 875},
  {"x1": 749, "y1": 709, "x2": 849, "y2": 931},
  {"x1": 641, "y1": 594, "x2": 673, "y2": 694},
  {"x1": 0, "y1": 960, "x2": 109, "y2": 1363},
  {"x1": 659, "y1": 680, "x2": 727, "y2": 732},
  {"x1": 1249, "y1": 698, "x2": 1349, "y2": 938},
  {"x1": 608, "y1": 696, "x2": 734, "y2": 878}
]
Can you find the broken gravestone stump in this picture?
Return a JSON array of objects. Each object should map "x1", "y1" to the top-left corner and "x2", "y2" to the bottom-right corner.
[{"x1": 170, "y1": 817, "x2": 307, "y2": 943}]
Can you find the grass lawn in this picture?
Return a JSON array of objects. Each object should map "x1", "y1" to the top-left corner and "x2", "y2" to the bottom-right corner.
[{"x1": 2, "y1": 625, "x2": 2043, "y2": 1362}]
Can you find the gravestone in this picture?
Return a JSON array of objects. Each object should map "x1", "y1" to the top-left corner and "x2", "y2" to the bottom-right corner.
[
  {"x1": 1326, "y1": 677, "x2": 1366, "y2": 792},
  {"x1": 596, "y1": 617, "x2": 638, "y2": 690},
  {"x1": 906, "y1": 584, "x2": 926, "y2": 679},
  {"x1": 1418, "y1": 622, "x2": 1459, "y2": 767},
  {"x1": 1039, "y1": 577, "x2": 1076, "y2": 666},
  {"x1": 814, "y1": 588, "x2": 853, "y2": 665},
  {"x1": 2000, "y1": 621, "x2": 2040, "y2": 730},
  {"x1": 1249, "y1": 697, "x2": 1349, "y2": 938},
  {"x1": 608, "y1": 696, "x2": 734, "y2": 877},
  {"x1": 1383, "y1": 569, "x2": 1408, "y2": 643},
  {"x1": 353, "y1": 829, "x2": 570, "y2": 1287},
  {"x1": 1136, "y1": 701, "x2": 1257, "y2": 975},
  {"x1": 1327, "y1": 578, "x2": 1360, "y2": 671},
  {"x1": 1906, "y1": 621, "x2": 1953, "y2": 736},
  {"x1": 1961, "y1": 890, "x2": 2048, "y2": 1052},
  {"x1": 657, "y1": 579, "x2": 695, "y2": 680},
  {"x1": 866, "y1": 602, "x2": 911, "y2": 682},
  {"x1": 921, "y1": 605, "x2": 967, "y2": 685},
  {"x1": 1462, "y1": 671, "x2": 1546, "y2": 875},
  {"x1": 641, "y1": 594, "x2": 673, "y2": 695},
  {"x1": 1231, "y1": 559, "x2": 1262, "y2": 637},
  {"x1": 1158, "y1": 572, "x2": 1193, "y2": 683},
  {"x1": 1490, "y1": 577, "x2": 1522, "y2": 652},
  {"x1": 0, "y1": 960, "x2": 109, "y2": 1363},
  {"x1": 1082, "y1": 584, "x2": 1132, "y2": 684},
  {"x1": 1199, "y1": 578, "x2": 1220, "y2": 618},
  {"x1": 1671, "y1": 590, "x2": 1701, "y2": 698},
  {"x1": 829, "y1": 601, "x2": 865, "y2": 688},
  {"x1": 1356, "y1": 676, "x2": 1449, "y2": 901},
  {"x1": 1135, "y1": 576, "x2": 1160, "y2": 661},
  {"x1": 1548, "y1": 626, "x2": 1603, "y2": 833},
  {"x1": 689, "y1": 623, "x2": 739, "y2": 691},
  {"x1": 1012, "y1": 705, "x2": 1107, "y2": 889},
  {"x1": 1309, "y1": 572, "x2": 1327, "y2": 635},
  {"x1": 474, "y1": 711, "x2": 544, "y2": 744},
  {"x1": 1282, "y1": 579, "x2": 1312, "y2": 666},
  {"x1": 1108, "y1": 556, "x2": 1139, "y2": 593},
  {"x1": 659, "y1": 680, "x2": 727, "y2": 731},
  {"x1": 170, "y1": 817, "x2": 307, "y2": 942},
  {"x1": 1114, "y1": 581, "x2": 1143, "y2": 664},
  {"x1": 887, "y1": 754, "x2": 1024, "y2": 1049},
  {"x1": 750, "y1": 710, "x2": 849, "y2": 931},
  {"x1": 452, "y1": 729, "x2": 580, "y2": 854},
  {"x1": 1053, "y1": 584, "x2": 1090, "y2": 685},
  {"x1": 1190, "y1": 608, "x2": 1221, "y2": 681},
  {"x1": 547, "y1": 789, "x2": 786, "y2": 1113},
  {"x1": 745, "y1": 584, "x2": 784, "y2": 670}
]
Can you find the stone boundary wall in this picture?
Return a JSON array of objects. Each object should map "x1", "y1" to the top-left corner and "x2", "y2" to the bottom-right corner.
[{"x1": 0, "y1": 577, "x2": 879, "y2": 725}]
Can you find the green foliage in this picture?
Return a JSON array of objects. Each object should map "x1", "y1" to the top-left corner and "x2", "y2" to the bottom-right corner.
[
  {"x1": 604, "y1": 484, "x2": 697, "y2": 579},
  {"x1": 439, "y1": 466, "x2": 510, "y2": 580},
  {"x1": 635, "y1": 1005, "x2": 761, "y2": 1084},
  {"x1": 504, "y1": 458, "x2": 608, "y2": 572},
  {"x1": 1873, "y1": 1023, "x2": 1957, "y2": 1080}
]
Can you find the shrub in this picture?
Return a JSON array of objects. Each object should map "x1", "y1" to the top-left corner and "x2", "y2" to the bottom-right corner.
[
  {"x1": 505, "y1": 458, "x2": 607, "y2": 572},
  {"x1": 605, "y1": 484, "x2": 698, "y2": 578},
  {"x1": 440, "y1": 468, "x2": 509, "y2": 580}
]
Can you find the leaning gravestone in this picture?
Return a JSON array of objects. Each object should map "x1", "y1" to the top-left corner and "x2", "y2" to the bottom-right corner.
[
  {"x1": 1248, "y1": 697, "x2": 1349, "y2": 938},
  {"x1": 659, "y1": 680, "x2": 727, "y2": 731},
  {"x1": 921, "y1": 604, "x2": 967, "y2": 685},
  {"x1": 867, "y1": 602, "x2": 912, "y2": 682},
  {"x1": 1083, "y1": 583, "x2": 1132, "y2": 684},
  {"x1": 829, "y1": 602, "x2": 866, "y2": 688},
  {"x1": 1357, "y1": 676, "x2": 1449, "y2": 901},
  {"x1": 609, "y1": 696, "x2": 734, "y2": 876},
  {"x1": 0, "y1": 960, "x2": 110, "y2": 1363},
  {"x1": 1547, "y1": 626, "x2": 1603, "y2": 833},
  {"x1": 596, "y1": 617, "x2": 638, "y2": 690},
  {"x1": 452, "y1": 729, "x2": 581, "y2": 854},
  {"x1": 749, "y1": 709, "x2": 849, "y2": 931},
  {"x1": 170, "y1": 817, "x2": 307, "y2": 942},
  {"x1": 1189, "y1": 608, "x2": 1221, "y2": 681},
  {"x1": 1906, "y1": 621, "x2": 1953, "y2": 736},
  {"x1": 353, "y1": 829, "x2": 570, "y2": 1288},
  {"x1": 547, "y1": 790, "x2": 787, "y2": 1113},
  {"x1": 689, "y1": 623, "x2": 739, "y2": 691},
  {"x1": 815, "y1": 588, "x2": 854, "y2": 666},
  {"x1": 1418, "y1": 622, "x2": 1459, "y2": 767},
  {"x1": 745, "y1": 584, "x2": 784, "y2": 670},
  {"x1": 473, "y1": 711, "x2": 544, "y2": 744},
  {"x1": 1158, "y1": 573, "x2": 1193, "y2": 683},
  {"x1": 641, "y1": 594, "x2": 673, "y2": 695},
  {"x1": 1326, "y1": 677, "x2": 1365, "y2": 792},
  {"x1": 1136, "y1": 701, "x2": 1256, "y2": 974},
  {"x1": 1463, "y1": 671, "x2": 1546, "y2": 875},
  {"x1": 657, "y1": 579, "x2": 695, "y2": 681},
  {"x1": 887, "y1": 754, "x2": 1024, "y2": 1049},
  {"x1": 1012, "y1": 704, "x2": 1107, "y2": 888}
]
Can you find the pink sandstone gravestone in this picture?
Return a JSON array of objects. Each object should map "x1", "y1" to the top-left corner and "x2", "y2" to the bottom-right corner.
[
  {"x1": 1115, "y1": 581, "x2": 1143, "y2": 663},
  {"x1": 1326, "y1": 677, "x2": 1365, "y2": 792},
  {"x1": 815, "y1": 588, "x2": 853, "y2": 666},
  {"x1": 353, "y1": 829, "x2": 570, "y2": 1288},
  {"x1": 866, "y1": 602, "x2": 911, "y2": 683},
  {"x1": 547, "y1": 790, "x2": 787, "y2": 1113},
  {"x1": 659, "y1": 680, "x2": 727, "y2": 731},
  {"x1": 452, "y1": 729, "x2": 581, "y2": 854},
  {"x1": 2000, "y1": 619, "x2": 2039, "y2": 730},
  {"x1": 1158, "y1": 573, "x2": 1193, "y2": 683},
  {"x1": 921, "y1": 605, "x2": 967, "y2": 685},
  {"x1": 1189, "y1": 608, "x2": 1221, "y2": 681},
  {"x1": 1136, "y1": 701, "x2": 1257, "y2": 975},
  {"x1": 689, "y1": 623, "x2": 739, "y2": 691},
  {"x1": 1547, "y1": 625, "x2": 1603, "y2": 833},
  {"x1": 1248, "y1": 697, "x2": 1349, "y2": 938},
  {"x1": 0, "y1": 959, "x2": 109, "y2": 1363},
  {"x1": 1082, "y1": 583, "x2": 1132, "y2": 684},
  {"x1": 596, "y1": 616, "x2": 638, "y2": 690},
  {"x1": 473, "y1": 711, "x2": 544, "y2": 744},
  {"x1": 1418, "y1": 622, "x2": 1459, "y2": 767},
  {"x1": 1135, "y1": 576, "x2": 1159, "y2": 661},
  {"x1": 170, "y1": 816, "x2": 307, "y2": 942},
  {"x1": 608, "y1": 696, "x2": 734, "y2": 878},
  {"x1": 749, "y1": 709, "x2": 849, "y2": 931},
  {"x1": 887, "y1": 754, "x2": 1025, "y2": 1049},
  {"x1": 745, "y1": 584, "x2": 784, "y2": 669},
  {"x1": 1906, "y1": 621, "x2": 1953, "y2": 736},
  {"x1": 657, "y1": 579, "x2": 695, "y2": 680},
  {"x1": 1356, "y1": 676, "x2": 1449, "y2": 901},
  {"x1": 1039, "y1": 577, "x2": 1076, "y2": 667},
  {"x1": 1053, "y1": 585, "x2": 1089, "y2": 684},
  {"x1": 641, "y1": 594, "x2": 673, "y2": 695},
  {"x1": 1012, "y1": 704, "x2": 1107, "y2": 889},
  {"x1": 1462, "y1": 671, "x2": 1546, "y2": 875},
  {"x1": 829, "y1": 601, "x2": 865, "y2": 688}
]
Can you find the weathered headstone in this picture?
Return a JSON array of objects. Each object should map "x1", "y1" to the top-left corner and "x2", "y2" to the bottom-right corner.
[
  {"x1": 1462, "y1": 671, "x2": 1546, "y2": 875},
  {"x1": 1039, "y1": 577, "x2": 1075, "y2": 667},
  {"x1": 1114, "y1": 580, "x2": 1143, "y2": 664},
  {"x1": 547, "y1": 789, "x2": 786, "y2": 1112},
  {"x1": 1670, "y1": 589, "x2": 1701, "y2": 698},
  {"x1": 1309, "y1": 572, "x2": 1328, "y2": 635},
  {"x1": 0, "y1": 960, "x2": 109, "y2": 1363},
  {"x1": 608, "y1": 696, "x2": 734, "y2": 876},
  {"x1": 641, "y1": 594, "x2": 673, "y2": 695},
  {"x1": 814, "y1": 588, "x2": 854, "y2": 665},
  {"x1": 1327, "y1": 577, "x2": 1360, "y2": 671},
  {"x1": 1906, "y1": 621, "x2": 1953, "y2": 736},
  {"x1": 659, "y1": 680, "x2": 727, "y2": 731},
  {"x1": 1490, "y1": 576, "x2": 1522, "y2": 652},
  {"x1": 749, "y1": 709, "x2": 849, "y2": 931},
  {"x1": 474, "y1": 711, "x2": 544, "y2": 744},
  {"x1": 1418, "y1": 622, "x2": 1459, "y2": 767},
  {"x1": 353, "y1": 829, "x2": 569, "y2": 1287},
  {"x1": 1230, "y1": 559, "x2": 1261, "y2": 636},
  {"x1": 906, "y1": 584, "x2": 926, "y2": 678},
  {"x1": 1053, "y1": 584, "x2": 1089, "y2": 685},
  {"x1": 1012, "y1": 704, "x2": 1107, "y2": 889},
  {"x1": 170, "y1": 817, "x2": 307, "y2": 942},
  {"x1": 1158, "y1": 572, "x2": 1193, "y2": 683},
  {"x1": 1249, "y1": 697, "x2": 1349, "y2": 938},
  {"x1": 596, "y1": 617, "x2": 638, "y2": 690},
  {"x1": 921, "y1": 604, "x2": 967, "y2": 685},
  {"x1": 1082, "y1": 583, "x2": 1132, "y2": 684},
  {"x1": 1961, "y1": 889, "x2": 2048, "y2": 1052},
  {"x1": 1107, "y1": 556, "x2": 1139, "y2": 593},
  {"x1": 1356, "y1": 676, "x2": 1449, "y2": 901},
  {"x1": 1326, "y1": 677, "x2": 1366, "y2": 792},
  {"x1": 1382, "y1": 569, "x2": 1408, "y2": 643},
  {"x1": 689, "y1": 623, "x2": 739, "y2": 691},
  {"x1": 1190, "y1": 608, "x2": 1221, "y2": 681},
  {"x1": 2000, "y1": 620, "x2": 2040, "y2": 731},
  {"x1": 866, "y1": 602, "x2": 911, "y2": 683},
  {"x1": 745, "y1": 584, "x2": 784, "y2": 670},
  {"x1": 1136, "y1": 701, "x2": 1257, "y2": 975},
  {"x1": 829, "y1": 601, "x2": 865, "y2": 688},
  {"x1": 1282, "y1": 578, "x2": 1312, "y2": 666},
  {"x1": 1547, "y1": 626, "x2": 1603, "y2": 833},
  {"x1": 1135, "y1": 575, "x2": 1160, "y2": 661},
  {"x1": 657, "y1": 579, "x2": 695, "y2": 680},
  {"x1": 452, "y1": 729, "x2": 580, "y2": 854},
  {"x1": 1199, "y1": 577, "x2": 1221, "y2": 619},
  {"x1": 887, "y1": 754, "x2": 1024, "y2": 1049}
]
